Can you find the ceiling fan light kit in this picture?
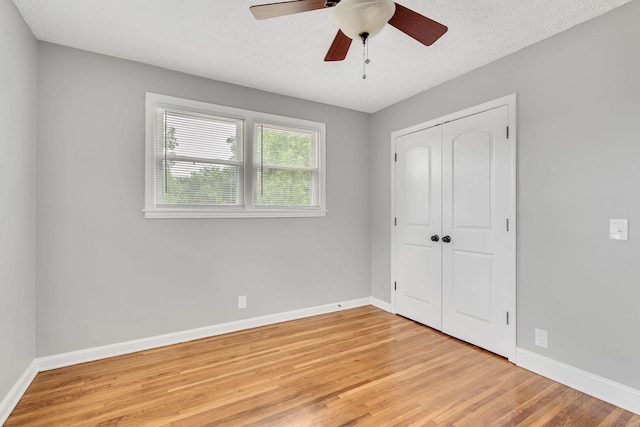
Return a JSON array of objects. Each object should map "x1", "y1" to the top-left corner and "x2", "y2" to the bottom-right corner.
[{"x1": 333, "y1": 0, "x2": 395, "y2": 41}]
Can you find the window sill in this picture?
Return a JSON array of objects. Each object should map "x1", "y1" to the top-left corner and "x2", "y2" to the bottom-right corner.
[{"x1": 143, "y1": 208, "x2": 328, "y2": 219}]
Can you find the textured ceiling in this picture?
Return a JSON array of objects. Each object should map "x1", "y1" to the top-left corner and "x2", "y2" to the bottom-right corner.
[{"x1": 12, "y1": 0, "x2": 632, "y2": 113}]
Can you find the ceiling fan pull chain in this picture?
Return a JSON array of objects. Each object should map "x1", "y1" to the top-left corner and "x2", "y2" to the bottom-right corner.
[
  {"x1": 366, "y1": 41, "x2": 370, "y2": 65},
  {"x1": 361, "y1": 32, "x2": 370, "y2": 79},
  {"x1": 362, "y1": 42, "x2": 366, "y2": 79}
]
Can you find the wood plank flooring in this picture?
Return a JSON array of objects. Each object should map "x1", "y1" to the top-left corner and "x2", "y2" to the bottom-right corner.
[{"x1": 6, "y1": 306, "x2": 639, "y2": 426}]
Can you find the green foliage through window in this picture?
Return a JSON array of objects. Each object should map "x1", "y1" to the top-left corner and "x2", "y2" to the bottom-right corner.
[{"x1": 254, "y1": 124, "x2": 319, "y2": 207}]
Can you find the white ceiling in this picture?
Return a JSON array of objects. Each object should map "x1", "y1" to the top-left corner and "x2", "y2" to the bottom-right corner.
[{"x1": 12, "y1": 0, "x2": 631, "y2": 113}]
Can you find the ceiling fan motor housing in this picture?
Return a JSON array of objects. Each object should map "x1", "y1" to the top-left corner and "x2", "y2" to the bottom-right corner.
[{"x1": 334, "y1": 0, "x2": 396, "y2": 40}]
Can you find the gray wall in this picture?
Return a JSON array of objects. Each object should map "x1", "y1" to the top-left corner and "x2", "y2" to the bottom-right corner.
[
  {"x1": 36, "y1": 43, "x2": 371, "y2": 356},
  {"x1": 370, "y1": 1, "x2": 640, "y2": 390},
  {"x1": 0, "y1": 1, "x2": 37, "y2": 400}
]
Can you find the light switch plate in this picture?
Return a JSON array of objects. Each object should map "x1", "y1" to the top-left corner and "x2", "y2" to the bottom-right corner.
[{"x1": 609, "y1": 219, "x2": 628, "y2": 240}]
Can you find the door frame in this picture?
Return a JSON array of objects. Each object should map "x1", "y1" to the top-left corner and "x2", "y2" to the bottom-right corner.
[{"x1": 390, "y1": 94, "x2": 517, "y2": 362}]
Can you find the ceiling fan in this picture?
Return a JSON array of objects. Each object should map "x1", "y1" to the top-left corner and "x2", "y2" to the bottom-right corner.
[{"x1": 250, "y1": 0, "x2": 448, "y2": 62}]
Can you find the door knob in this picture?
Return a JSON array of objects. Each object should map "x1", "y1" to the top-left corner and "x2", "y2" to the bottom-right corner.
[
  {"x1": 430, "y1": 235, "x2": 439, "y2": 242},
  {"x1": 442, "y1": 235, "x2": 452, "y2": 243}
]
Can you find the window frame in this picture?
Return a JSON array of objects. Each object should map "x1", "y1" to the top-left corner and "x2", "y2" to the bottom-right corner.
[{"x1": 144, "y1": 93, "x2": 327, "y2": 219}]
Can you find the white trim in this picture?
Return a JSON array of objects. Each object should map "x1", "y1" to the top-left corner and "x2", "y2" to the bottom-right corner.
[
  {"x1": 38, "y1": 297, "x2": 370, "y2": 372},
  {"x1": 0, "y1": 359, "x2": 38, "y2": 425},
  {"x1": 505, "y1": 94, "x2": 518, "y2": 363},
  {"x1": 370, "y1": 297, "x2": 393, "y2": 313},
  {"x1": 143, "y1": 208, "x2": 328, "y2": 219},
  {"x1": 390, "y1": 124, "x2": 397, "y2": 312},
  {"x1": 390, "y1": 94, "x2": 518, "y2": 362},
  {"x1": 517, "y1": 348, "x2": 640, "y2": 415},
  {"x1": 390, "y1": 94, "x2": 516, "y2": 140}
]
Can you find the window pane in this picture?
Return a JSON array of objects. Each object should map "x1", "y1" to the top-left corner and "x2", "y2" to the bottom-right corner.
[
  {"x1": 156, "y1": 107, "x2": 244, "y2": 206},
  {"x1": 161, "y1": 161, "x2": 241, "y2": 206},
  {"x1": 253, "y1": 123, "x2": 320, "y2": 208}
]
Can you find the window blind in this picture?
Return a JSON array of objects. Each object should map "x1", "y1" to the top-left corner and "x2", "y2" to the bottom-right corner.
[{"x1": 155, "y1": 108, "x2": 244, "y2": 206}]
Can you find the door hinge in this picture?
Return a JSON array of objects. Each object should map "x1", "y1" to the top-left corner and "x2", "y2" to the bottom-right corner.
[
  {"x1": 394, "y1": 217, "x2": 397, "y2": 226},
  {"x1": 506, "y1": 126, "x2": 510, "y2": 139},
  {"x1": 394, "y1": 281, "x2": 397, "y2": 291},
  {"x1": 506, "y1": 311, "x2": 510, "y2": 325},
  {"x1": 394, "y1": 153, "x2": 397, "y2": 162},
  {"x1": 506, "y1": 218, "x2": 510, "y2": 232}
]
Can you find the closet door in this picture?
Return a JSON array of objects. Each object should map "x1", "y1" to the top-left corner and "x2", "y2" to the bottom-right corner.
[
  {"x1": 441, "y1": 106, "x2": 511, "y2": 357},
  {"x1": 394, "y1": 126, "x2": 442, "y2": 329}
]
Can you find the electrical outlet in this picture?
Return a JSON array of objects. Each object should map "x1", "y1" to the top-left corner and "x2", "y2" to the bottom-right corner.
[
  {"x1": 238, "y1": 295, "x2": 247, "y2": 310},
  {"x1": 534, "y1": 328, "x2": 548, "y2": 349}
]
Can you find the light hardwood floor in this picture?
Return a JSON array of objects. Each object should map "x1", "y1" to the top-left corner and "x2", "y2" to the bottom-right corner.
[{"x1": 6, "y1": 306, "x2": 639, "y2": 426}]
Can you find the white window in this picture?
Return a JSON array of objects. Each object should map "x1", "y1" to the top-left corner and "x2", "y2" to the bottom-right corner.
[{"x1": 144, "y1": 93, "x2": 326, "y2": 218}]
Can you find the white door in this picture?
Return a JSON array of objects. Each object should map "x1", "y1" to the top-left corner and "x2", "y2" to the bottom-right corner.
[
  {"x1": 441, "y1": 106, "x2": 512, "y2": 357},
  {"x1": 394, "y1": 126, "x2": 442, "y2": 329},
  {"x1": 393, "y1": 104, "x2": 514, "y2": 358}
]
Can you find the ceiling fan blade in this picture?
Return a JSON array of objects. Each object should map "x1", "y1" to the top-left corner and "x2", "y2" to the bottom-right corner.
[
  {"x1": 388, "y1": 3, "x2": 448, "y2": 46},
  {"x1": 250, "y1": 0, "x2": 328, "y2": 20},
  {"x1": 324, "y1": 30, "x2": 352, "y2": 61}
]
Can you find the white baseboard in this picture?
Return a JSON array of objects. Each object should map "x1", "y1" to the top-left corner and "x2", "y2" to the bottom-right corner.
[
  {"x1": 6, "y1": 312, "x2": 639, "y2": 422},
  {"x1": 516, "y1": 348, "x2": 640, "y2": 415},
  {"x1": 0, "y1": 359, "x2": 38, "y2": 425},
  {"x1": 370, "y1": 297, "x2": 393, "y2": 313},
  {"x1": 38, "y1": 297, "x2": 371, "y2": 372}
]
